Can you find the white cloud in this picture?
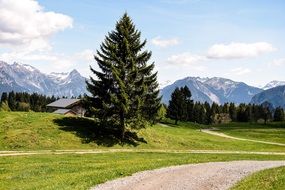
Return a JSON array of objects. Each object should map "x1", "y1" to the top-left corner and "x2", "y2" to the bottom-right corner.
[
  {"x1": 0, "y1": 0, "x2": 73, "y2": 50},
  {"x1": 269, "y1": 58, "x2": 285, "y2": 67},
  {"x1": 230, "y1": 67, "x2": 251, "y2": 75},
  {"x1": 167, "y1": 52, "x2": 206, "y2": 66},
  {"x1": 207, "y1": 42, "x2": 276, "y2": 59},
  {"x1": 151, "y1": 36, "x2": 179, "y2": 48},
  {"x1": 0, "y1": 48, "x2": 95, "y2": 73},
  {"x1": 74, "y1": 49, "x2": 95, "y2": 62}
]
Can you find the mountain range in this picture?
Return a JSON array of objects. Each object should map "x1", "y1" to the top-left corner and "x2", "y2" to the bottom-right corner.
[
  {"x1": 0, "y1": 61, "x2": 285, "y2": 107},
  {"x1": 262, "y1": 81, "x2": 285, "y2": 90},
  {"x1": 0, "y1": 61, "x2": 88, "y2": 97},
  {"x1": 160, "y1": 77, "x2": 263, "y2": 105},
  {"x1": 251, "y1": 85, "x2": 285, "y2": 109}
]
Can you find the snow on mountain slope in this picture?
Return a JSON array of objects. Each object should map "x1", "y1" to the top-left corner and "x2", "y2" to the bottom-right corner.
[
  {"x1": 160, "y1": 76, "x2": 263, "y2": 105},
  {"x1": 48, "y1": 72, "x2": 69, "y2": 84},
  {"x1": 0, "y1": 61, "x2": 88, "y2": 97},
  {"x1": 263, "y1": 81, "x2": 285, "y2": 90}
]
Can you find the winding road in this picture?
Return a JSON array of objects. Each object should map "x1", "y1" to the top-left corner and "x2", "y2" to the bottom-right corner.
[{"x1": 91, "y1": 160, "x2": 285, "y2": 190}]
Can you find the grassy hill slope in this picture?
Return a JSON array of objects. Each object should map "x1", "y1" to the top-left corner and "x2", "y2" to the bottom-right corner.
[
  {"x1": 1, "y1": 111, "x2": 285, "y2": 152},
  {"x1": 215, "y1": 122, "x2": 285, "y2": 144}
]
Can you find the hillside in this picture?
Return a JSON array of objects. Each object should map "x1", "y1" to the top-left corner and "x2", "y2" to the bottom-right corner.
[
  {"x1": 251, "y1": 85, "x2": 285, "y2": 108},
  {"x1": 160, "y1": 77, "x2": 262, "y2": 105},
  {"x1": 1, "y1": 111, "x2": 285, "y2": 152},
  {"x1": 1, "y1": 111, "x2": 285, "y2": 190}
]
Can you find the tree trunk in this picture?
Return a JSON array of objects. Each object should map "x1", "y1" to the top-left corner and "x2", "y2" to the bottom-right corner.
[
  {"x1": 175, "y1": 119, "x2": 178, "y2": 125},
  {"x1": 120, "y1": 112, "x2": 125, "y2": 141}
]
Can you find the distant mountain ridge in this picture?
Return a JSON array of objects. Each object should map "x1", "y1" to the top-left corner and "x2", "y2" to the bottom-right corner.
[
  {"x1": 263, "y1": 80, "x2": 285, "y2": 90},
  {"x1": 160, "y1": 77, "x2": 263, "y2": 105},
  {"x1": 0, "y1": 61, "x2": 88, "y2": 97},
  {"x1": 251, "y1": 85, "x2": 285, "y2": 109},
  {"x1": 1, "y1": 60, "x2": 285, "y2": 104}
]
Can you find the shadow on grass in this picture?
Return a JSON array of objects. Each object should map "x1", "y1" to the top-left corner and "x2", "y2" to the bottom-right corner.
[{"x1": 53, "y1": 117, "x2": 147, "y2": 147}]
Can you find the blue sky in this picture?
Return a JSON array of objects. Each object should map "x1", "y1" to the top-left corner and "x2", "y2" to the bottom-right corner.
[{"x1": 1, "y1": 0, "x2": 285, "y2": 87}]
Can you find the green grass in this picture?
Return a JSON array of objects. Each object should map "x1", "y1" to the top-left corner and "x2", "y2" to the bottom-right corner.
[
  {"x1": 216, "y1": 122, "x2": 285, "y2": 144},
  {"x1": 1, "y1": 112, "x2": 285, "y2": 189},
  {"x1": 0, "y1": 112, "x2": 93, "y2": 150},
  {"x1": 1, "y1": 152, "x2": 285, "y2": 190},
  {"x1": 232, "y1": 166, "x2": 285, "y2": 190},
  {"x1": 1, "y1": 112, "x2": 285, "y2": 152}
]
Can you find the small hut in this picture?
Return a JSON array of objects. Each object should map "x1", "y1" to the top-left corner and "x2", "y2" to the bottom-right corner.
[{"x1": 47, "y1": 99, "x2": 85, "y2": 116}]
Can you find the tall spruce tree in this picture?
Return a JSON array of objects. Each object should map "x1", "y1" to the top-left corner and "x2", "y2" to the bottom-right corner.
[
  {"x1": 86, "y1": 13, "x2": 160, "y2": 139},
  {"x1": 166, "y1": 86, "x2": 191, "y2": 124},
  {"x1": 166, "y1": 88, "x2": 183, "y2": 125},
  {"x1": 229, "y1": 102, "x2": 237, "y2": 121},
  {"x1": 274, "y1": 107, "x2": 284, "y2": 121}
]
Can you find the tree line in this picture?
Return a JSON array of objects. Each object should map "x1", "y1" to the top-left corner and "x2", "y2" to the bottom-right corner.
[
  {"x1": 166, "y1": 86, "x2": 285, "y2": 125},
  {"x1": 0, "y1": 91, "x2": 57, "y2": 112}
]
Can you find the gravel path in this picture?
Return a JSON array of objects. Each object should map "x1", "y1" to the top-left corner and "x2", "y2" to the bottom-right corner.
[
  {"x1": 91, "y1": 160, "x2": 285, "y2": 190},
  {"x1": 201, "y1": 129, "x2": 285, "y2": 146},
  {"x1": 2, "y1": 149, "x2": 285, "y2": 157}
]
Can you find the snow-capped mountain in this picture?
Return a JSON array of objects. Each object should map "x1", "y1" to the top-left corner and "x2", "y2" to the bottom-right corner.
[
  {"x1": 0, "y1": 61, "x2": 88, "y2": 97},
  {"x1": 251, "y1": 85, "x2": 285, "y2": 109},
  {"x1": 160, "y1": 77, "x2": 263, "y2": 104},
  {"x1": 48, "y1": 72, "x2": 70, "y2": 84},
  {"x1": 263, "y1": 80, "x2": 285, "y2": 90}
]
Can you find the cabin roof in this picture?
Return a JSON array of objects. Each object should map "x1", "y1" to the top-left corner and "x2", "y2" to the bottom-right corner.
[
  {"x1": 53, "y1": 109, "x2": 76, "y2": 115},
  {"x1": 47, "y1": 98, "x2": 81, "y2": 108}
]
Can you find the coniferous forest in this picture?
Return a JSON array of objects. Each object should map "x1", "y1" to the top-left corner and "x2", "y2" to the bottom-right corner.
[
  {"x1": 166, "y1": 86, "x2": 284, "y2": 125},
  {"x1": 0, "y1": 91, "x2": 57, "y2": 112}
]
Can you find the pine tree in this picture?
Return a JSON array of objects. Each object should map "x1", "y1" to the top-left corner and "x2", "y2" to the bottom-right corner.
[
  {"x1": 210, "y1": 102, "x2": 219, "y2": 123},
  {"x1": 198, "y1": 103, "x2": 206, "y2": 124},
  {"x1": 192, "y1": 102, "x2": 201, "y2": 123},
  {"x1": 8, "y1": 91, "x2": 16, "y2": 111},
  {"x1": 86, "y1": 13, "x2": 160, "y2": 139},
  {"x1": 261, "y1": 105, "x2": 272, "y2": 124},
  {"x1": 229, "y1": 102, "x2": 237, "y2": 121},
  {"x1": 181, "y1": 86, "x2": 192, "y2": 120},
  {"x1": 204, "y1": 102, "x2": 212, "y2": 124},
  {"x1": 186, "y1": 99, "x2": 194, "y2": 122},
  {"x1": 1, "y1": 92, "x2": 8, "y2": 103},
  {"x1": 222, "y1": 103, "x2": 229, "y2": 113},
  {"x1": 274, "y1": 107, "x2": 284, "y2": 121},
  {"x1": 166, "y1": 86, "x2": 191, "y2": 124},
  {"x1": 156, "y1": 104, "x2": 167, "y2": 122},
  {"x1": 167, "y1": 88, "x2": 183, "y2": 125}
]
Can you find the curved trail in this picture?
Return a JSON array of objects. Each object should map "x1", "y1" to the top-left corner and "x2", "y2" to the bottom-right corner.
[
  {"x1": 1, "y1": 149, "x2": 285, "y2": 157},
  {"x1": 91, "y1": 161, "x2": 285, "y2": 190},
  {"x1": 201, "y1": 129, "x2": 285, "y2": 146}
]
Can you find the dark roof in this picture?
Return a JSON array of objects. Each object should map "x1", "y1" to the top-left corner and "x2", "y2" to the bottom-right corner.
[
  {"x1": 53, "y1": 109, "x2": 76, "y2": 115},
  {"x1": 47, "y1": 99, "x2": 81, "y2": 108}
]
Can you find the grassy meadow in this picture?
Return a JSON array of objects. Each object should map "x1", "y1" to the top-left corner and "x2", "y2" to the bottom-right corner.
[
  {"x1": 1, "y1": 111, "x2": 285, "y2": 189},
  {"x1": 215, "y1": 122, "x2": 285, "y2": 144},
  {"x1": 1, "y1": 112, "x2": 285, "y2": 152}
]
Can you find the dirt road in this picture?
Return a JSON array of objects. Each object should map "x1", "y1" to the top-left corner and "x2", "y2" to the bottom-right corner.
[{"x1": 91, "y1": 160, "x2": 285, "y2": 190}]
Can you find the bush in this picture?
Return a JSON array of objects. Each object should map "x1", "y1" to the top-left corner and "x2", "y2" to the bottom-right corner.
[
  {"x1": 17, "y1": 102, "x2": 30, "y2": 112},
  {"x1": 212, "y1": 113, "x2": 231, "y2": 124},
  {"x1": 0, "y1": 101, "x2": 11, "y2": 111}
]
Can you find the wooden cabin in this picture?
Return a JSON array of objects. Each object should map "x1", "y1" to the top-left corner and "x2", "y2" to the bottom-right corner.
[{"x1": 47, "y1": 99, "x2": 86, "y2": 116}]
